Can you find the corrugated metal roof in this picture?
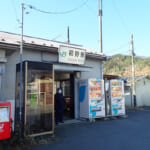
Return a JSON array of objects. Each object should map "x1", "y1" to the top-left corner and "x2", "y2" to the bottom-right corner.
[
  {"x1": 123, "y1": 75, "x2": 150, "y2": 82},
  {"x1": 0, "y1": 31, "x2": 105, "y2": 56}
]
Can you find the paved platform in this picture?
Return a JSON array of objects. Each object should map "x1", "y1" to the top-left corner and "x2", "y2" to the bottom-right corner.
[{"x1": 22, "y1": 109, "x2": 150, "y2": 150}]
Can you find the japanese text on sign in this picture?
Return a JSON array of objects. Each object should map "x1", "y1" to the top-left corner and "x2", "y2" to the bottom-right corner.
[{"x1": 59, "y1": 46, "x2": 86, "y2": 65}]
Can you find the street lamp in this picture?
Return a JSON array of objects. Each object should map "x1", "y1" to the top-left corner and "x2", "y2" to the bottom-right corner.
[{"x1": 19, "y1": 3, "x2": 24, "y2": 140}]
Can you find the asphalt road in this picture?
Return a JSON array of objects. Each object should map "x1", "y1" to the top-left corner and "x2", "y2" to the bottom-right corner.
[{"x1": 23, "y1": 110, "x2": 150, "y2": 150}]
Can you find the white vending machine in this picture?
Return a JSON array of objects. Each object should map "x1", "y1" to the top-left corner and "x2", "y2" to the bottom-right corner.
[
  {"x1": 110, "y1": 79, "x2": 125, "y2": 116},
  {"x1": 79, "y1": 78, "x2": 105, "y2": 119}
]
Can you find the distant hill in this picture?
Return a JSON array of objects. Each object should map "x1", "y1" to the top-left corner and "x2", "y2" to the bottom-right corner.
[{"x1": 103, "y1": 54, "x2": 150, "y2": 77}]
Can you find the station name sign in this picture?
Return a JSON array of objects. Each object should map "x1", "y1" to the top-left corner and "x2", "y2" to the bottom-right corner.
[{"x1": 58, "y1": 46, "x2": 86, "y2": 65}]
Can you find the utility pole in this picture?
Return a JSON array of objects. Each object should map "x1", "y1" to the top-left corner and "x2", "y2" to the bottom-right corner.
[
  {"x1": 98, "y1": 0, "x2": 103, "y2": 79},
  {"x1": 98, "y1": 0, "x2": 102, "y2": 53},
  {"x1": 67, "y1": 26, "x2": 70, "y2": 43},
  {"x1": 19, "y1": 3, "x2": 24, "y2": 140},
  {"x1": 131, "y1": 34, "x2": 136, "y2": 107}
]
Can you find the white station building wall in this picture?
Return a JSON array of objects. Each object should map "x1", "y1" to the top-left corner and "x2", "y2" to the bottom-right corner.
[{"x1": 1, "y1": 49, "x2": 103, "y2": 119}]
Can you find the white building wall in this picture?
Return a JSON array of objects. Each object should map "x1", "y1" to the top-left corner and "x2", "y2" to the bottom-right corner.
[
  {"x1": 75, "y1": 59, "x2": 102, "y2": 118},
  {"x1": 23, "y1": 50, "x2": 42, "y2": 61},
  {"x1": 124, "y1": 86, "x2": 132, "y2": 107},
  {"x1": 1, "y1": 51, "x2": 19, "y2": 100},
  {"x1": 81, "y1": 58, "x2": 102, "y2": 79},
  {"x1": 2, "y1": 49, "x2": 103, "y2": 119},
  {"x1": 2, "y1": 50, "x2": 42, "y2": 100},
  {"x1": 42, "y1": 52, "x2": 58, "y2": 62},
  {"x1": 0, "y1": 64, "x2": 5, "y2": 100},
  {"x1": 0, "y1": 49, "x2": 7, "y2": 100},
  {"x1": 136, "y1": 78, "x2": 150, "y2": 107}
]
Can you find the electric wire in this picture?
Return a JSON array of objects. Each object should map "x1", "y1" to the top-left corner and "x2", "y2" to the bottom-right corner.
[
  {"x1": 105, "y1": 42, "x2": 130, "y2": 54},
  {"x1": 25, "y1": 0, "x2": 89, "y2": 15},
  {"x1": 111, "y1": 0, "x2": 130, "y2": 35},
  {"x1": 106, "y1": 49, "x2": 130, "y2": 56},
  {"x1": 11, "y1": 0, "x2": 20, "y2": 23},
  {"x1": 85, "y1": 3, "x2": 97, "y2": 15}
]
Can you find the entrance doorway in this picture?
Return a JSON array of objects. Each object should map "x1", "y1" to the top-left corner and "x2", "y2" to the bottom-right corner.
[{"x1": 54, "y1": 72, "x2": 75, "y2": 120}]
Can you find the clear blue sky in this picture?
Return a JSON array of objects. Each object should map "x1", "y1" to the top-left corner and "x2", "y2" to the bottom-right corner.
[{"x1": 0, "y1": 0, "x2": 150, "y2": 56}]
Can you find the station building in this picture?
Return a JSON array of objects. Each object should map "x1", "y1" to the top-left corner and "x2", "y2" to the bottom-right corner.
[{"x1": 0, "y1": 31, "x2": 107, "y2": 136}]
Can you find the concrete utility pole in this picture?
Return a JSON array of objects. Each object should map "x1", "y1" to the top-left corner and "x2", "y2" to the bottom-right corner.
[
  {"x1": 19, "y1": 3, "x2": 24, "y2": 140},
  {"x1": 98, "y1": 0, "x2": 102, "y2": 53},
  {"x1": 67, "y1": 26, "x2": 70, "y2": 43},
  {"x1": 131, "y1": 34, "x2": 136, "y2": 107},
  {"x1": 98, "y1": 0, "x2": 103, "y2": 79}
]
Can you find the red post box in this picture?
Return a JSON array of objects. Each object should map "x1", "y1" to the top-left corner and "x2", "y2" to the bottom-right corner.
[{"x1": 0, "y1": 102, "x2": 11, "y2": 140}]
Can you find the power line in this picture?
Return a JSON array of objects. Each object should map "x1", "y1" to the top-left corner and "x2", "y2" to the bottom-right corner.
[
  {"x1": 111, "y1": 0, "x2": 130, "y2": 35},
  {"x1": 11, "y1": 0, "x2": 20, "y2": 23},
  {"x1": 25, "y1": 0, "x2": 88, "y2": 15},
  {"x1": 85, "y1": 3, "x2": 96, "y2": 15},
  {"x1": 107, "y1": 50, "x2": 130, "y2": 56},
  {"x1": 84, "y1": 0, "x2": 97, "y2": 15},
  {"x1": 105, "y1": 42, "x2": 130, "y2": 53}
]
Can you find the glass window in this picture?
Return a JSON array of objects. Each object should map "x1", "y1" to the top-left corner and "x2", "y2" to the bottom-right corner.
[
  {"x1": 15, "y1": 61, "x2": 54, "y2": 136},
  {"x1": 26, "y1": 69, "x2": 53, "y2": 135}
]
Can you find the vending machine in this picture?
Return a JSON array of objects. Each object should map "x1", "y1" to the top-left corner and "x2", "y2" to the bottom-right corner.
[
  {"x1": 110, "y1": 79, "x2": 125, "y2": 116},
  {"x1": 79, "y1": 78, "x2": 105, "y2": 119},
  {"x1": 0, "y1": 102, "x2": 11, "y2": 140}
]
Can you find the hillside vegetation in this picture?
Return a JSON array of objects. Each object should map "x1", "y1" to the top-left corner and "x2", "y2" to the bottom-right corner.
[{"x1": 103, "y1": 54, "x2": 150, "y2": 77}]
